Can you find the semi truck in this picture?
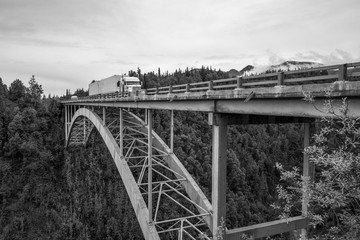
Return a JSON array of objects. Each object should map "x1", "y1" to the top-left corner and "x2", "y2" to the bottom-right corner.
[{"x1": 89, "y1": 75, "x2": 141, "y2": 96}]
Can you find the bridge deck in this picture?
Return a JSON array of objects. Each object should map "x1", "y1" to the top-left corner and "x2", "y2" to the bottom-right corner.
[{"x1": 62, "y1": 81, "x2": 360, "y2": 118}]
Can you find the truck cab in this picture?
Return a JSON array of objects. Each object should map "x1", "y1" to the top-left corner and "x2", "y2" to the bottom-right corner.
[{"x1": 118, "y1": 76, "x2": 141, "y2": 94}]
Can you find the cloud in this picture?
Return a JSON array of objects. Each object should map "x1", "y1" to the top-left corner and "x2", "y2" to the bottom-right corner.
[
  {"x1": 1, "y1": 0, "x2": 360, "y2": 96},
  {"x1": 91, "y1": 59, "x2": 136, "y2": 65},
  {"x1": 203, "y1": 54, "x2": 256, "y2": 61},
  {"x1": 294, "y1": 49, "x2": 359, "y2": 64},
  {"x1": 248, "y1": 51, "x2": 288, "y2": 73},
  {"x1": 0, "y1": 35, "x2": 80, "y2": 48},
  {"x1": 246, "y1": 48, "x2": 360, "y2": 75},
  {"x1": 266, "y1": 50, "x2": 287, "y2": 66},
  {"x1": 0, "y1": 21, "x2": 35, "y2": 35}
]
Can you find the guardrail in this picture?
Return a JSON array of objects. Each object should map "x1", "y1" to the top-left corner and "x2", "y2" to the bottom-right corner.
[
  {"x1": 144, "y1": 62, "x2": 360, "y2": 95},
  {"x1": 75, "y1": 62, "x2": 360, "y2": 100}
]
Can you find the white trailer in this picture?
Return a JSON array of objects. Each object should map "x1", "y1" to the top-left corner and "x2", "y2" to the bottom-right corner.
[
  {"x1": 89, "y1": 75, "x2": 141, "y2": 96},
  {"x1": 89, "y1": 75, "x2": 121, "y2": 96}
]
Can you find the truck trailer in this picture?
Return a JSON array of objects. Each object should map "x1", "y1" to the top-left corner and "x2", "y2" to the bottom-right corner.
[{"x1": 89, "y1": 75, "x2": 141, "y2": 96}]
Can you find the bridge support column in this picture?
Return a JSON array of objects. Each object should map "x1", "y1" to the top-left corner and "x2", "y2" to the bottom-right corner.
[
  {"x1": 209, "y1": 113, "x2": 228, "y2": 238},
  {"x1": 71, "y1": 106, "x2": 74, "y2": 127},
  {"x1": 170, "y1": 110, "x2": 174, "y2": 153},
  {"x1": 83, "y1": 115, "x2": 86, "y2": 143},
  {"x1": 119, "y1": 108, "x2": 123, "y2": 156},
  {"x1": 65, "y1": 105, "x2": 68, "y2": 141},
  {"x1": 67, "y1": 105, "x2": 73, "y2": 140},
  {"x1": 145, "y1": 109, "x2": 148, "y2": 124},
  {"x1": 147, "y1": 109, "x2": 153, "y2": 225},
  {"x1": 103, "y1": 107, "x2": 106, "y2": 125},
  {"x1": 301, "y1": 122, "x2": 314, "y2": 240}
]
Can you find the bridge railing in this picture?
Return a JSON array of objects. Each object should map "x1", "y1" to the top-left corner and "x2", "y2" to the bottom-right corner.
[
  {"x1": 72, "y1": 62, "x2": 360, "y2": 100},
  {"x1": 143, "y1": 62, "x2": 360, "y2": 95}
]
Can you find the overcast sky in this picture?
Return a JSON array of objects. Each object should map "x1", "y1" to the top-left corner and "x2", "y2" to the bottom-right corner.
[{"x1": 1, "y1": 0, "x2": 360, "y2": 96}]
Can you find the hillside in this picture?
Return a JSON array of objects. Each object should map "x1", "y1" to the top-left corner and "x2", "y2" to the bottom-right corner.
[
  {"x1": 228, "y1": 61, "x2": 323, "y2": 77},
  {"x1": 228, "y1": 65, "x2": 254, "y2": 77},
  {"x1": 269, "y1": 60, "x2": 323, "y2": 71},
  {"x1": 2, "y1": 66, "x2": 359, "y2": 239},
  {"x1": 0, "y1": 72, "x2": 307, "y2": 239}
]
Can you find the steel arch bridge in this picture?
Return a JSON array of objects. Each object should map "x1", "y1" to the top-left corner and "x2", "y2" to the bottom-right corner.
[
  {"x1": 64, "y1": 106, "x2": 312, "y2": 240},
  {"x1": 63, "y1": 62, "x2": 360, "y2": 239},
  {"x1": 66, "y1": 107, "x2": 213, "y2": 239}
]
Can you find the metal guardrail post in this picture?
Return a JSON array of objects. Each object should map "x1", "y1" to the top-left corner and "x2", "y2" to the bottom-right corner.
[
  {"x1": 167, "y1": 85, "x2": 173, "y2": 98},
  {"x1": 155, "y1": 87, "x2": 159, "y2": 95},
  {"x1": 208, "y1": 81, "x2": 214, "y2": 91},
  {"x1": 235, "y1": 77, "x2": 243, "y2": 90},
  {"x1": 185, "y1": 83, "x2": 190, "y2": 93},
  {"x1": 277, "y1": 72, "x2": 284, "y2": 86},
  {"x1": 338, "y1": 64, "x2": 347, "y2": 81}
]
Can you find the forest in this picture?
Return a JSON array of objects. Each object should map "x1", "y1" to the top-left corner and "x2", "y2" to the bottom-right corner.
[{"x1": 0, "y1": 67, "x2": 359, "y2": 239}]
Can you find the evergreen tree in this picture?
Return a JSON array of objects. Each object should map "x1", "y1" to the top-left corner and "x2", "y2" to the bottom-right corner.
[
  {"x1": 275, "y1": 98, "x2": 360, "y2": 239},
  {"x1": 8, "y1": 79, "x2": 26, "y2": 102}
]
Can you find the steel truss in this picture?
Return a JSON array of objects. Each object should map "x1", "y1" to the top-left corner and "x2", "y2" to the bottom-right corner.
[
  {"x1": 67, "y1": 107, "x2": 212, "y2": 239},
  {"x1": 67, "y1": 115, "x2": 93, "y2": 146}
]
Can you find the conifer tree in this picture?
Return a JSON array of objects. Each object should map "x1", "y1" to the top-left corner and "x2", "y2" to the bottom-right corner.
[{"x1": 275, "y1": 98, "x2": 360, "y2": 239}]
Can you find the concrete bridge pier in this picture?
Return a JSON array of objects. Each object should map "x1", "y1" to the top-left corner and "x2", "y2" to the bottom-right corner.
[
  {"x1": 300, "y1": 122, "x2": 314, "y2": 240},
  {"x1": 208, "y1": 113, "x2": 315, "y2": 240},
  {"x1": 209, "y1": 113, "x2": 228, "y2": 237}
]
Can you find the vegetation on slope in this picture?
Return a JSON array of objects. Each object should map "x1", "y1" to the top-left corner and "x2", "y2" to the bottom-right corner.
[{"x1": 1, "y1": 66, "x2": 358, "y2": 239}]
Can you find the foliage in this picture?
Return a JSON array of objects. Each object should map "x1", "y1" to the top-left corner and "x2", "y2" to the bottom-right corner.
[
  {"x1": 27, "y1": 75, "x2": 43, "y2": 100},
  {"x1": 135, "y1": 66, "x2": 229, "y2": 89},
  {"x1": 1, "y1": 71, "x2": 309, "y2": 239},
  {"x1": 8, "y1": 79, "x2": 26, "y2": 102},
  {"x1": 73, "y1": 88, "x2": 88, "y2": 97},
  {"x1": 274, "y1": 98, "x2": 360, "y2": 239},
  {"x1": 0, "y1": 79, "x2": 65, "y2": 239},
  {"x1": 63, "y1": 88, "x2": 88, "y2": 100},
  {"x1": 64, "y1": 142, "x2": 142, "y2": 239}
]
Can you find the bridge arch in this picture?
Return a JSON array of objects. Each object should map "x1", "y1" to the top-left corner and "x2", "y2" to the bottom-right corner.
[
  {"x1": 66, "y1": 107, "x2": 213, "y2": 239},
  {"x1": 66, "y1": 107, "x2": 160, "y2": 239}
]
